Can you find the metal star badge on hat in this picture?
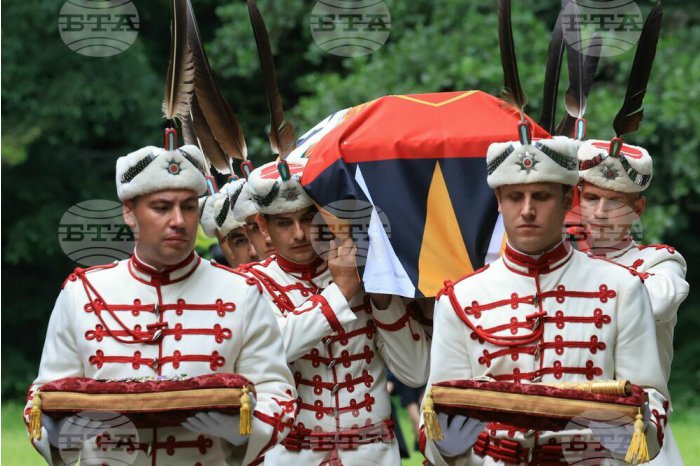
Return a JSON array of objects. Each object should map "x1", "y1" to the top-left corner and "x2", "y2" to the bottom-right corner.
[
  {"x1": 600, "y1": 163, "x2": 619, "y2": 180},
  {"x1": 516, "y1": 151, "x2": 539, "y2": 173}
]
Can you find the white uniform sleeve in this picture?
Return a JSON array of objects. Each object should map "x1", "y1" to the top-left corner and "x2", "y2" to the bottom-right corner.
[
  {"x1": 420, "y1": 292, "x2": 475, "y2": 466},
  {"x1": 613, "y1": 277, "x2": 669, "y2": 460},
  {"x1": 272, "y1": 283, "x2": 357, "y2": 362},
  {"x1": 24, "y1": 284, "x2": 84, "y2": 465},
  {"x1": 372, "y1": 294, "x2": 430, "y2": 387},
  {"x1": 235, "y1": 284, "x2": 297, "y2": 466},
  {"x1": 643, "y1": 253, "x2": 688, "y2": 324}
]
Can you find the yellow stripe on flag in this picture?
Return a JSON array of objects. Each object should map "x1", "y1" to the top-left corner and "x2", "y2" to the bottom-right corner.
[{"x1": 417, "y1": 163, "x2": 474, "y2": 296}]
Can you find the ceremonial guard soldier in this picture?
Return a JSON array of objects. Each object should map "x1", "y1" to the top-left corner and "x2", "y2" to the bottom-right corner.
[
  {"x1": 237, "y1": 158, "x2": 430, "y2": 465},
  {"x1": 422, "y1": 135, "x2": 669, "y2": 465},
  {"x1": 200, "y1": 178, "x2": 258, "y2": 267},
  {"x1": 577, "y1": 139, "x2": 689, "y2": 464},
  {"x1": 232, "y1": 181, "x2": 276, "y2": 260},
  {"x1": 25, "y1": 145, "x2": 296, "y2": 466}
]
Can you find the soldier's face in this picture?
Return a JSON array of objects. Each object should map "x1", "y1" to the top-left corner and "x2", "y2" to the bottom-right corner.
[
  {"x1": 496, "y1": 182, "x2": 573, "y2": 255},
  {"x1": 224, "y1": 226, "x2": 258, "y2": 266},
  {"x1": 578, "y1": 181, "x2": 644, "y2": 248},
  {"x1": 123, "y1": 190, "x2": 199, "y2": 268},
  {"x1": 245, "y1": 215, "x2": 275, "y2": 259},
  {"x1": 258, "y1": 206, "x2": 318, "y2": 264}
]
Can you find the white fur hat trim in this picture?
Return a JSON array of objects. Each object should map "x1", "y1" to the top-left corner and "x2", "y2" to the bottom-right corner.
[
  {"x1": 486, "y1": 136, "x2": 579, "y2": 188},
  {"x1": 232, "y1": 182, "x2": 259, "y2": 222},
  {"x1": 247, "y1": 159, "x2": 314, "y2": 215},
  {"x1": 116, "y1": 145, "x2": 208, "y2": 201},
  {"x1": 578, "y1": 139, "x2": 652, "y2": 193},
  {"x1": 199, "y1": 179, "x2": 247, "y2": 237}
]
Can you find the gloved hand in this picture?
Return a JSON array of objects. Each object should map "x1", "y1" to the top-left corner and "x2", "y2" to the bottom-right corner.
[
  {"x1": 434, "y1": 413, "x2": 487, "y2": 458},
  {"x1": 42, "y1": 414, "x2": 108, "y2": 449},
  {"x1": 181, "y1": 394, "x2": 256, "y2": 447},
  {"x1": 589, "y1": 401, "x2": 651, "y2": 456}
]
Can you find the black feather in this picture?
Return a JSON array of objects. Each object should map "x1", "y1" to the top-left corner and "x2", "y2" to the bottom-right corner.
[
  {"x1": 556, "y1": 34, "x2": 602, "y2": 136},
  {"x1": 613, "y1": 1, "x2": 663, "y2": 138},
  {"x1": 538, "y1": 6, "x2": 566, "y2": 134},
  {"x1": 498, "y1": 0, "x2": 527, "y2": 120},
  {"x1": 247, "y1": 0, "x2": 296, "y2": 159}
]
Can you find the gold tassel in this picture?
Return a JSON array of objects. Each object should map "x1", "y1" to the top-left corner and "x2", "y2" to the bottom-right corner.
[
  {"x1": 624, "y1": 409, "x2": 650, "y2": 464},
  {"x1": 239, "y1": 386, "x2": 252, "y2": 436},
  {"x1": 29, "y1": 393, "x2": 43, "y2": 441},
  {"x1": 423, "y1": 388, "x2": 443, "y2": 440}
]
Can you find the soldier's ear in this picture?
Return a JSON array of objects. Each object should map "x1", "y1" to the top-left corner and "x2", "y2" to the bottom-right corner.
[
  {"x1": 494, "y1": 188, "x2": 503, "y2": 213},
  {"x1": 256, "y1": 213, "x2": 269, "y2": 237},
  {"x1": 563, "y1": 185, "x2": 574, "y2": 211},
  {"x1": 634, "y1": 195, "x2": 646, "y2": 217},
  {"x1": 123, "y1": 200, "x2": 137, "y2": 230}
]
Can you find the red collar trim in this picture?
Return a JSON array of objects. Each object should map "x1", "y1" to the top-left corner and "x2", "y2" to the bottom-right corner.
[
  {"x1": 129, "y1": 252, "x2": 200, "y2": 285},
  {"x1": 503, "y1": 241, "x2": 572, "y2": 276},
  {"x1": 589, "y1": 236, "x2": 635, "y2": 259},
  {"x1": 275, "y1": 254, "x2": 327, "y2": 280}
]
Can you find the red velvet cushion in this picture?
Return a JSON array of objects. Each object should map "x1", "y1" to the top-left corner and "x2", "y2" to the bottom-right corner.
[
  {"x1": 431, "y1": 379, "x2": 646, "y2": 431},
  {"x1": 38, "y1": 373, "x2": 253, "y2": 428}
]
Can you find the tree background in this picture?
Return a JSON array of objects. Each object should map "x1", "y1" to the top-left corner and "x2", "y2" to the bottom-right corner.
[{"x1": 2, "y1": 0, "x2": 698, "y2": 412}]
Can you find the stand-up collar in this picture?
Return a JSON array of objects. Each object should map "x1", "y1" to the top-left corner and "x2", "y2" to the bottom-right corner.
[
  {"x1": 129, "y1": 251, "x2": 200, "y2": 285},
  {"x1": 503, "y1": 240, "x2": 573, "y2": 276},
  {"x1": 276, "y1": 254, "x2": 327, "y2": 281},
  {"x1": 589, "y1": 236, "x2": 635, "y2": 259}
]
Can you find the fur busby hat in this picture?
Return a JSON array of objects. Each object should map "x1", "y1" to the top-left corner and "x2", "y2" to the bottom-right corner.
[
  {"x1": 247, "y1": 159, "x2": 313, "y2": 215},
  {"x1": 486, "y1": 136, "x2": 579, "y2": 188},
  {"x1": 116, "y1": 145, "x2": 208, "y2": 201},
  {"x1": 578, "y1": 139, "x2": 652, "y2": 193},
  {"x1": 199, "y1": 179, "x2": 247, "y2": 237},
  {"x1": 232, "y1": 182, "x2": 259, "y2": 222}
]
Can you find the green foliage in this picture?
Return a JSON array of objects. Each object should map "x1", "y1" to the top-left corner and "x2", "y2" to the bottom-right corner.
[{"x1": 2, "y1": 0, "x2": 698, "y2": 410}]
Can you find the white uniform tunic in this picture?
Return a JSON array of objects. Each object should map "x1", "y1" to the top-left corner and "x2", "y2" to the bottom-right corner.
[
  {"x1": 423, "y1": 242, "x2": 669, "y2": 466},
  {"x1": 25, "y1": 253, "x2": 296, "y2": 466},
  {"x1": 593, "y1": 238, "x2": 689, "y2": 466},
  {"x1": 237, "y1": 255, "x2": 430, "y2": 465}
]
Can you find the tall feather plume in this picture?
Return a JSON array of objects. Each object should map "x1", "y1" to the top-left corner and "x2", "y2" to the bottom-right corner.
[
  {"x1": 247, "y1": 0, "x2": 296, "y2": 159},
  {"x1": 498, "y1": 0, "x2": 527, "y2": 121},
  {"x1": 613, "y1": 1, "x2": 663, "y2": 138},
  {"x1": 185, "y1": 0, "x2": 247, "y2": 172},
  {"x1": 162, "y1": 0, "x2": 195, "y2": 124},
  {"x1": 538, "y1": 6, "x2": 566, "y2": 134},
  {"x1": 180, "y1": 112, "x2": 199, "y2": 147},
  {"x1": 555, "y1": 34, "x2": 602, "y2": 136}
]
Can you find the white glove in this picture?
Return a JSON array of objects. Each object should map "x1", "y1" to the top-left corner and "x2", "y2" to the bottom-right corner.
[
  {"x1": 589, "y1": 401, "x2": 651, "y2": 456},
  {"x1": 434, "y1": 413, "x2": 487, "y2": 458},
  {"x1": 182, "y1": 412, "x2": 249, "y2": 446},
  {"x1": 42, "y1": 414, "x2": 108, "y2": 449}
]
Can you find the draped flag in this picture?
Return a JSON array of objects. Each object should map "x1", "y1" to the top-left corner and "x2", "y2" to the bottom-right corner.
[{"x1": 289, "y1": 90, "x2": 549, "y2": 298}]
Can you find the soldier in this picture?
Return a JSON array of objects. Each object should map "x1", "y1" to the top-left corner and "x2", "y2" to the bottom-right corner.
[
  {"x1": 200, "y1": 178, "x2": 258, "y2": 267},
  {"x1": 233, "y1": 181, "x2": 275, "y2": 260},
  {"x1": 25, "y1": 145, "x2": 296, "y2": 466},
  {"x1": 422, "y1": 136, "x2": 669, "y2": 465},
  {"x1": 237, "y1": 158, "x2": 430, "y2": 465},
  {"x1": 577, "y1": 139, "x2": 689, "y2": 464}
]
